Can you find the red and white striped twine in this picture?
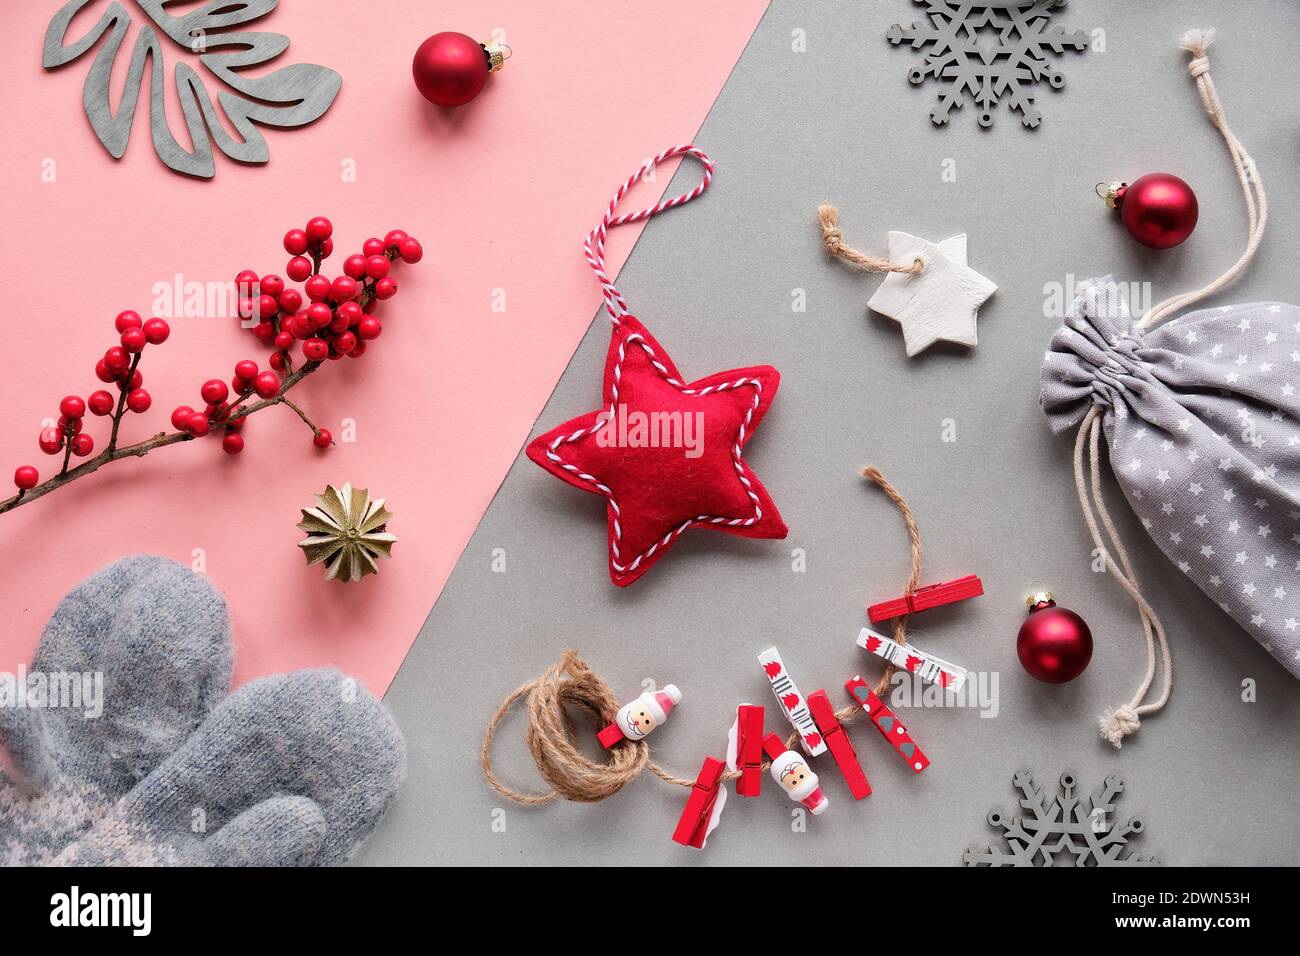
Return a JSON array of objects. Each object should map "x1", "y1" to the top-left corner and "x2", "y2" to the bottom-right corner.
[
  {"x1": 583, "y1": 145, "x2": 714, "y2": 324},
  {"x1": 553, "y1": 146, "x2": 766, "y2": 576}
]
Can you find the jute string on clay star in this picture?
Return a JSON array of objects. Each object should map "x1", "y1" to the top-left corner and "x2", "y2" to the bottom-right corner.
[
  {"x1": 481, "y1": 466, "x2": 925, "y2": 803},
  {"x1": 817, "y1": 205, "x2": 924, "y2": 276}
]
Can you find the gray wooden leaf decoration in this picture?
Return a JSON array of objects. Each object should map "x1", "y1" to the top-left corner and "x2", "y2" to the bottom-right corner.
[{"x1": 43, "y1": 0, "x2": 341, "y2": 179}]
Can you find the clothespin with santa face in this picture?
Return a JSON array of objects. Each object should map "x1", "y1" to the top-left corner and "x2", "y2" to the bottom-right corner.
[
  {"x1": 725, "y1": 704, "x2": 765, "y2": 797},
  {"x1": 671, "y1": 756, "x2": 727, "y2": 849},
  {"x1": 762, "y1": 732, "x2": 828, "y2": 815},
  {"x1": 597, "y1": 684, "x2": 682, "y2": 749}
]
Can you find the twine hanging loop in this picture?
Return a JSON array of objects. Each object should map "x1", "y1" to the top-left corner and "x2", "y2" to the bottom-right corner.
[{"x1": 818, "y1": 204, "x2": 923, "y2": 276}]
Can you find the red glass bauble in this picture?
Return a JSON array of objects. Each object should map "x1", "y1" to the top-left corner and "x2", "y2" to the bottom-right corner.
[
  {"x1": 1116, "y1": 173, "x2": 1198, "y2": 249},
  {"x1": 1016, "y1": 593, "x2": 1093, "y2": 683},
  {"x1": 412, "y1": 32, "x2": 489, "y2": 108}
]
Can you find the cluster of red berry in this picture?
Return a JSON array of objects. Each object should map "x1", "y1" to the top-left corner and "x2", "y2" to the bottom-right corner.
[
  {"x1": 14, "y1": 311, "x2": 170, "y2": 491},
  {"x1": 10, "y1": 217, "x2": 421, "y2": 497},
  {"x1": 168, "y1": 217, "x2": 422, "y2": 457},
  {"x1": 266, "y1": 217, "x2": 420, "y2": 360}
]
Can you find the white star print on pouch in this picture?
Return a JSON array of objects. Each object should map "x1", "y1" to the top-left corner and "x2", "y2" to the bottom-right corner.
[{"x1": 1042, "y1": 278, "x2": 1300, "y2": 676}]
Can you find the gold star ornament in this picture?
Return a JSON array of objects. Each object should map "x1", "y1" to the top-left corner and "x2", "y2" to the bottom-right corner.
[{"x1": 297, "y1": 483, "x2": 397, "y2": 582}]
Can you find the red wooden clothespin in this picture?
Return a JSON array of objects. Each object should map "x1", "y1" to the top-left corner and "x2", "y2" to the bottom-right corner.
[
  {"x1": 671, "y1": 756, "x2": 727, "y2": 849},
  {"x1": 867, "y1": 574, "x2": 984, "y2": 623},
  {"x1": 844, "y1": 675, "x2": 929, "y2": 774},
  {"x1": 807, "y1": 689, "x2": 871, "y2": 799},
  {"x1": 726, "y1": 704, "x2": 765, "y2": 797},
  {"x1": 761, "y1": 732, "x2": 786, "y2": 762}
]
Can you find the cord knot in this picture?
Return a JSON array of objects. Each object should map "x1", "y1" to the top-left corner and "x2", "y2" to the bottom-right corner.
[
  {"x1": 1180, "y1": 27, "x2": 1215, "y2": 77},
  {"x1": 817, "y1": 203, "x2": 921, "y2": 275},
  {"x1": 1098, "y1": 705, "x2": 1141, "y2": 748},
  {"x1": 818, "y1": 203, "x2": 845, "y2": 253}
]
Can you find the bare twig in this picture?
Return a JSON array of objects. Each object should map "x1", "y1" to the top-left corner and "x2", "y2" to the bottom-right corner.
[
  {"x1": 276, "y1": 394, "x2": 322, "y2": 437},
  {"x1": 1, "y1": 431, "x2": 194, "y2": 514},
  {"x1": 107, "y1": 353, "x2": 143, "y2": 453}
]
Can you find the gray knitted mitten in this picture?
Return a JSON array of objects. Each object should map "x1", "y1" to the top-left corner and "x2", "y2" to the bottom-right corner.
[
  {"x1": 1, "y1": 556, "x2": 232, "y2": 865},
  {"x1": 59, "y1": 668, "x2": 405, "y2": 866}
]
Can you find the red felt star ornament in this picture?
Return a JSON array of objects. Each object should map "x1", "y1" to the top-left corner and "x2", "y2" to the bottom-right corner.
[{"x1": 527, "y1": 315, "x2": 787, "y2": 586}]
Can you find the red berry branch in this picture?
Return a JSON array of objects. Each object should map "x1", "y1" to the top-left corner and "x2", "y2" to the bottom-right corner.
[{"x1": 2, "y1": 218, "x2": 422, "y2": 515}]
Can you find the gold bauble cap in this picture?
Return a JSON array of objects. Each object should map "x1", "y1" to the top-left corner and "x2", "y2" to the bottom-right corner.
[
  {"x1": 483, "y1": 39, "x2": 511, "y2": 73},
  {"x1": 1095, "y1": 181, "x2": 1127, "y2": 209},
  {"x1": 1026, "y1": 590, "x2": 1055, "y2": 610}
]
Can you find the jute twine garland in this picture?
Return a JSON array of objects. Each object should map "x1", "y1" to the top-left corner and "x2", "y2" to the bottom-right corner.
[{"x1": 481, "y1": 466, "x2": 925, "y2": 804}]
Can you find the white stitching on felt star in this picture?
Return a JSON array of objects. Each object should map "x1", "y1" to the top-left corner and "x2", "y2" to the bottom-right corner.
[{"x1": 544, "y1": 331, "x2": 763, "y2": 574}]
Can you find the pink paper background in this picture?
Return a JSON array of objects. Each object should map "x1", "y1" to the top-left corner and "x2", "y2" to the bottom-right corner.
[{"x1": 0, "y1": 1, "x2": 768, "y2": 692}]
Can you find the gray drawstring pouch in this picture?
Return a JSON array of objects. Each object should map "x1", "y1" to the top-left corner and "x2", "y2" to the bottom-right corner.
[
  {"x1": 1033, "y1": 29, "x2": 1293, "y2": 749},
  {"x1": 1042, "y1": 277, "x2": 1300, "y2": 679}
]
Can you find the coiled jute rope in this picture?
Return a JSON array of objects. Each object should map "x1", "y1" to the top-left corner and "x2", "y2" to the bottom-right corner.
[{"x1": 482, "y1": 467, "x2": 925, "y2": 803}]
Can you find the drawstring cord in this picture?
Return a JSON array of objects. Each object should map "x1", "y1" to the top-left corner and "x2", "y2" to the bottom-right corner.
[{"x1": 1080, "y1": 29, "x2": 1265, "y2": 747}]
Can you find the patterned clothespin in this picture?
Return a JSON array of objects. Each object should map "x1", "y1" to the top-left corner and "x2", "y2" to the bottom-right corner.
[
  {"x1": 844, "y1": 675, "x2": 929, "y2": 774},
  {"x1": 756, "y1": 647, "x2": 827, "y2": 755},
  {"x1": 857, "y1": 626, "x2": 967, "y2": 691}
]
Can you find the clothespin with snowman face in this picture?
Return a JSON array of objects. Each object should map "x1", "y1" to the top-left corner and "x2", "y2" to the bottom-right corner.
[
  {"x1": 762, "y1": 732, "x2": 828, "y2": 815},
  {"x1": 597, "y1": 684, "x2": 682, "y2": 749}
]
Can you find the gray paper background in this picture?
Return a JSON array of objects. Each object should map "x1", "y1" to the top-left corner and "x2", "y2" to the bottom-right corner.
[{"x1": 358, "y1": 0, "x2": 1300, "y2": 866}]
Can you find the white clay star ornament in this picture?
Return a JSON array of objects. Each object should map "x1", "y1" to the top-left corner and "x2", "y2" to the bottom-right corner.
[
  {"x1": 867, "y1": 232, "x2": 997, "y2": 356},
  {"x1": 817, "y1": 207, "x2": 996, "y2": 358}
]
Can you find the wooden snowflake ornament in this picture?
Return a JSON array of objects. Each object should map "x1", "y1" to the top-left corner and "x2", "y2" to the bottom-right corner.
[
  {"x1": 43, "y1": 0, "x2": 341, "y2": 179},
  {"x1": 964, "y1": 771, "x2": 1158, "y2": 867},
  {"x1": 886, "y1": 0, "x2": 1090, "y2": 129},
  {"x1": 297, "y1": 483, "x2": 396, "y2": 582}
]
